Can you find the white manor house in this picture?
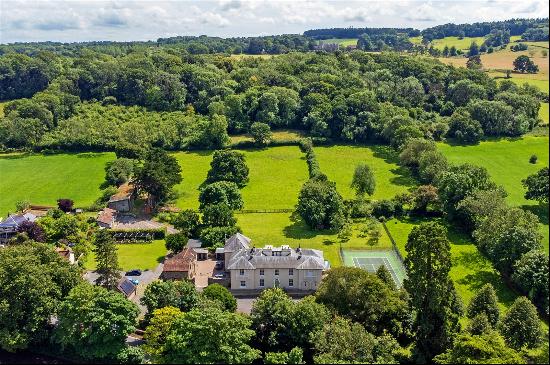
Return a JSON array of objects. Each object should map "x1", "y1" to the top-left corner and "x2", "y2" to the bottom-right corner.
[{"x1": 220, "y1": 233, "x2": 330, "y2": 291}]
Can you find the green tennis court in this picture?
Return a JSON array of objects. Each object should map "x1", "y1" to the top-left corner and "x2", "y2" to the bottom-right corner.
[{"x1": 341, "y1": 249, "x2": 407, "y2": 287}]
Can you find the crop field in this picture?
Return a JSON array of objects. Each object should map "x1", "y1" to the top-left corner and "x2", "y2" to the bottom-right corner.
[
  {"x1": 440, "y1": 41, "x2": 549, "y2": 82},
  {"x1": 385, "y1": 217, "x2": 518, "y2": 311},
  {"x1": 314, "y1": 145, "x2": 416, "y2": 201},
  {"x1": 85, "y1": 239, "x2": 166, "y2": 271},
  {"x1": 438, "y1": 136, "x2": 549, "y2": 252},
  {"x1": 237, "y1": 212, "x2": 392, "y2": 268},
  {"x1": 0, "y1": 152, "x2": 115, "y2": 216}
]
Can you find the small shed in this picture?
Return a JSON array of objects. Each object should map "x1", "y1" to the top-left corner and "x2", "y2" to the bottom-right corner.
[
  {"x1": 117, "y1": 277, "x2": 137, "y2": 299},
  {"x1": 107, "y1": 183, "x2": 135, "y2": 212}
]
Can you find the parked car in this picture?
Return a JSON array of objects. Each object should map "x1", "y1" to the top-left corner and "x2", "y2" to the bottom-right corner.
[
  {"x1": 214, "y1": 261, "x2": 223, "y2": 270},
  {"x1": 214, "y1": 273, "x2": 225, "y2": 278},
  {"x1": 130, "y1": 279, "x2": 139, "y2": 285},
  {"x1": 126, "y1": 269, "x2": 142, "y2": 276}
]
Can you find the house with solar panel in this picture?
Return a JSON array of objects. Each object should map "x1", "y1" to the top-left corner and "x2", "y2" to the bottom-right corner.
[
  {"x1": 0, "y1": 212, "x2": 37, "y2": 243},
  {"x1": 117, "y1": 277, "x2": 137, "y2": 299},
  {"x1": 220, "y1": 233, "x2": 330, "y2": 291}
]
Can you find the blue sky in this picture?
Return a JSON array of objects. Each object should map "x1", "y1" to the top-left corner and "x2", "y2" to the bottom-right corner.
[{"x1": 1, "y1": 0, "x2": 548, "y2": 43}]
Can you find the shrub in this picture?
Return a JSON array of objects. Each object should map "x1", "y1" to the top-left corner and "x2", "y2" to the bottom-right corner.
[
  {"x1": 202, "y1": 284, "x2": 237, "y2": 312},
  {"x1": 529, "y1": 154, "x2": 537, "y2": 164},
  {"x1": 165, "y1": 233, "x2": 188, "y2": 253},
  {"x1": 57, "y1": 198, "x2": 74, "y2": 212}
]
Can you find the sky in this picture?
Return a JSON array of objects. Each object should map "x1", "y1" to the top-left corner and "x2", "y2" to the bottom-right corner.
[{"x1": 1, "y1": 0, "x2": 549, "y2": 43}]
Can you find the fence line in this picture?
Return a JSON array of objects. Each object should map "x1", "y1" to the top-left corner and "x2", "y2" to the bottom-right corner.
[{"x1": 381, "y1": 221, "x2": 405, "y2": 264}]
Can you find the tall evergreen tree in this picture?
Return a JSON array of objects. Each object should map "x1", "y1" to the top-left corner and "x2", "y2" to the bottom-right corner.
[
  {"x1": 499, "y1": 297, "x2": 544, "y2": 350},
  {"x1": 93, "y1": 230, "x2": 121, "y2": 290},
  {"x1": 404, "y1": 222, "x2": 462, "y2": 362}
]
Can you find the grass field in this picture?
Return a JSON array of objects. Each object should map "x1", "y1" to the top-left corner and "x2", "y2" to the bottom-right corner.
[
  {"x1": 438, "y1": 136, "x2": 549, "y2": 252},
  {"x1": 172, "y1": 151, "x2": 213, "y2": 210},
  {"x1": 431, "y1": 36, "x2": 487, "y2": 51},
  {"x1": 540, "y1": 103, "x2": 549, "y2": 125},
  {"x1": 239, "y1": 146, "x2": 308, "y2": 209},
  {"x1": 385, "y1": 217, "x2": 518, "y2": 311},
  {"x1": 0, "y1": 101, "x2": 6, "y2": 117},
  {"x1": 0, "y1": 152, "x2": 115, "y2": 216},
  {"x1": 314, "y1": 145, "x2": 416, "y2": 201},
  {"x1": 318, "y1": 38, "x2": 357, "y2": 47},
  {"x1": 85, "y1": 239, "x2": 166, "y2": 271},
  {"x1": 237, "y1": 213, "x2": 392, "y2": 268}
]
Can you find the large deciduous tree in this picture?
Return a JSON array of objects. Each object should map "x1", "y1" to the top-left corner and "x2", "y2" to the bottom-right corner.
[
  {"x1": 163, "y1": 306, "x2": 260, "y2": 364},
  {"x1": 296, "y1": 176, "x2": 345, "y2": 230},
  {"x1": 199, "y1": 181, "x2": 244, "y2": 210},
  {"x1": 54, "y1": 283, "x2": 139, "y2": 360},
  {"x1": 202, "y1": 283, "x2": 237, "y2": 312},
  {"x1": 466, "y1": 283, "x2": 500, "y2": 327},
  {"x1": 0, "y1": 243, "x2": 82, "y2": 352},
  {"x1": 404, "y1": 222, "x2": 463, "y2": 362},
  {"x1": 522, "y1": 167, "x2": 549, "y2": 203},
  {"x1": 141, "y1": 280, "x2": 199, "y2": 315},
  {"x1": 350, "y1": 163, "x2": 376, "y2": 197},
  {"x1": 205, "y1": 150, "x2": 249, "y2": 188},
  {"x1": 499, "y1": 296, "x2": 544, "y2": 350},
  {"x1": 512, "y1": 250, "x2": 549, "y2": 316}
]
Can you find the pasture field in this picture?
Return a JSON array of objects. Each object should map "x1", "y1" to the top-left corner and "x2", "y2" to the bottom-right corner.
[
  {"x1": 239, "y1": 146, "x2": 309, "y2": 210},
  {"x1": 540, "y1": 103, "x2": 549, "y2": 125},
  {"x1": 237, "y1": 212, "x2": 392, "y2": 268},
  {"x1": 430, "y1": 36, "x2": 486, "y2": 51},
  {"x1": 173, "y1": 146, "x2": 308, "y2": 210},
  {"x1": 314, "y1": 145, "x2": 416, "y2": 201},
  {"x1": 438, "y1": 136, "x2": 549, "y2": 252},
  {"x1": 318, "y1": 38, "x2": 357, "y2": 47},
  {"x1": 385, "y1": 217, "x2": 518, "y2": 311},
  {"x1": 172, "y1": 151, "x2": 213, "y2": 210},
  {"x1": 0, "y1": 152, "x2": 115, "y2": 216},
  {"x1": 85, "y1": 239, "x2": 166, "y2": 271}
]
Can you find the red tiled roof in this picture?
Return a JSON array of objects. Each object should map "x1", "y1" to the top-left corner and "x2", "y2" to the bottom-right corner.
[
  {"x1": 97, "y1": 208, "x2": 116, "y2": 225},
  {"x1": 163, "y1": 248, "x2": 196, "y2": 272}
]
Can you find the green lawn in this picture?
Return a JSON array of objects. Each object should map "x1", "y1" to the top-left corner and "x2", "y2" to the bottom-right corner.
[
  {"x1": 439, "y1": 136, "x2": 549, "y2": 252},
  {"x1": 85, "y1": 239, "x2": 166, "y2": 271},
  {"x1": 315, "y1": 145, "x2": 416, "y2": 201},
  {"x1": 386, "y1": 217, "x2": 518, "y2": 311},
  {"x1": 0, "y1": 152, "x2": 115, "y2": 216},
  {"x1": 431, "y1": 36, "x2": 486, "y2": 51},
  {"x1": 539, "y1": 103, "x2": 549, "y2": 125},
  {"x1": 237, "y1": 213, "x2": 392, "y2": 268},
  {"x1": 239, "y1": 146, "x2": 308, "y2": 210},
  {"x1": 172, "y1": 151, "x2": 213, "y2": 210}
]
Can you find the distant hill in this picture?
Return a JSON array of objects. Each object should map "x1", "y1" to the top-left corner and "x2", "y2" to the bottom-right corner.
[{"x1": 304, "y1": 27, "x2": 420, "y2": 40}]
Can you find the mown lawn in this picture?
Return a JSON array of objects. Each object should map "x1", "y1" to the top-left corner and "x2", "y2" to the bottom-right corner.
[
  {"x1": 239, "y1": 146, "x2": 308, "y2": 210},
  {"x1": 237, "y1": 212, "x2": 392, "y2": 268},
  {"x1": 0, "y1": 152, "x2": 115, "y2": 216},
  {"x1": 85, "y1": 239, "x2": 166, "y2": 271},
  {"x1": 438, "y1": 136, "x2": 549, "y2": 252},
  {"x1": 385, "y1": 217, "x2": 518, "y2": 311},
  {"x1": 172, "y1": 151, "x2": 213, "y2": 210},
  {"x1": 229, "y1": 129, "x2": 305, "y2": 145},
  {"x1": 539, "y1": 102, "x2": 549, "y2": 125},
  {"x1": 315, "y1": 145, "x2": 416, "y2": 201}
]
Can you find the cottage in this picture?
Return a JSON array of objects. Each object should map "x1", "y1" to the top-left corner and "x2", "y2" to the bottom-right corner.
[
  {"x1": 96, "y1": 208, "x2": 116, "y2": 229},
  {"x1": 161, "y1": 247, "x2": 197, "y2": 280},
  {"x1": 223, "y1": 234, "x2": 329, "y2": 291},
  {"x1": 0, "y1": 213, "x2": 37, "y2": 243},
  {"x1": 107, "y1": 183, "x2": 135, "y2": 212}
]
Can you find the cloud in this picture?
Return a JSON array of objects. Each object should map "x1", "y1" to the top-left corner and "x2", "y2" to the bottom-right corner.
[
  {"x1": 200, "y1": 12, "x2": 231, "y2": 27},
  {"x1": 35, "y1": 19, "x2": 81, "y2": 31},
  {"x1": 406, "y1": 3, "x2": 439, "y2": 22}
]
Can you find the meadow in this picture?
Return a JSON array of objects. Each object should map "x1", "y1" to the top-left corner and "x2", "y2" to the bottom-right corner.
[
  {"x1": 172, "y1": 151, "x2": 214, "y2": 210},
  {"x1": 314, "y1": 145, "x2": 416, "y2": 201},
  {"x1": 0, "y1": 152, "x2": 115, "y2": 216},
  {"x1": 438, "y1": 136, "x2": 549, "y2": 252},
  {"x1": 386, "y1": 217, "x2": 519, "y2": 312}
]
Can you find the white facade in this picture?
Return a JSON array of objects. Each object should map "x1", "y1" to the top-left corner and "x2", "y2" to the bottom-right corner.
[{"x1": 223, "y1": 234, "x2": 327, "y2": 291}]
